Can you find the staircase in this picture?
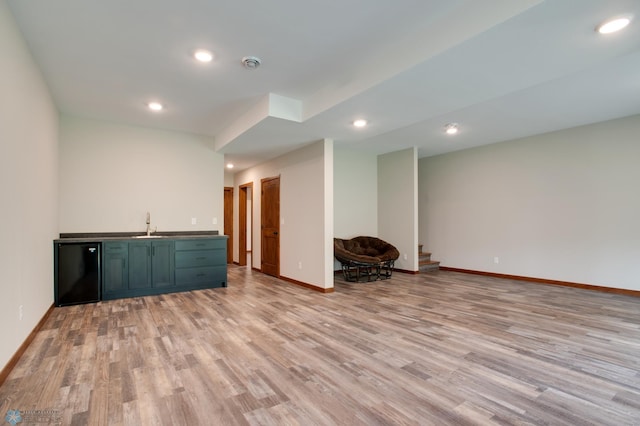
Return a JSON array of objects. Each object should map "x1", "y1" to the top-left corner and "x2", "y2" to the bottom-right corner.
[{"x1": 418, "y1": 244, "x2": 440, "y2": 272}]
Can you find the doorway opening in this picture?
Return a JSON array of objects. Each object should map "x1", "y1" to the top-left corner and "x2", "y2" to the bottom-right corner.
[
  {"x1": 224, "y1": 187, "x2": 233, "y2": 264},
  {"x1": 239, "y1": 183, "x2": 253, "y2": 268}
]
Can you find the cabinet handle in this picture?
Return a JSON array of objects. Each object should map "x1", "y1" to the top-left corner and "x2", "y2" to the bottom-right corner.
[
  {"x1": 197, "y1": 273, "x2": 206, "y2": 277},
  {"x1": 197, "y1": 257, "x2": 206, "y2": 260},
  {"x1": 196, "y1": 243, "x2": 205, "y2": 247}
]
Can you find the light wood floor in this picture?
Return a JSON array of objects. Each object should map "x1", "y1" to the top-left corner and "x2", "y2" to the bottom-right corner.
[{"x1": 1, "y1": 267, "x2": 639, "y2": 425}]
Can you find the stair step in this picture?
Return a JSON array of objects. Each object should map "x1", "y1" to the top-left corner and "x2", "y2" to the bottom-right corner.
[
  {"x1": 419, "y1": 260, "x2": 440, "y2": 272},
  {"x1": 418, "y1": 245, "x2": 439, "y2": 272}
]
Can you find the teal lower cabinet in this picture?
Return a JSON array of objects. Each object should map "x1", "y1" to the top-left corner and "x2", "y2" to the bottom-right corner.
[
  {"x1": 128, "y1": 241, "x2": 152, "y2": 289},
  {"x1": 103, "y1": 237, "x2": 226, "y2": 300},
  {"x1": 174, "y1": 239, "x2": 227, "y2": 289},
  {"x1": 103, "y1": 242, "x2": 129, "y2": 295},
  {"x1": 151, "y1": 240, "x2": 175, "y2": 288}
]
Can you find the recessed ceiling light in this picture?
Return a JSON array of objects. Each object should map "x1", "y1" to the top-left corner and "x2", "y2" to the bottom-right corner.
[
  {"x1": 241, "y1": 56, "x2": 262, "y2": 69},
  {"x1": 353, "y1": 119, "x2": 368, "y2": 128},
  {"x1": 444, "y1": 123, "x2": 459, "y2": 135},
  {"x1": 147, "y1": 101, "x2": 163, "y2": 112},
  {"x1": 226, "y1": 163, "x2": 234, "y2": 169},
  {"x1": 596, "y1": 16, "x2": 632, "y2": 34},
  {"x1": 194, "y1": 49, "x2": 213, "y2": 63}
]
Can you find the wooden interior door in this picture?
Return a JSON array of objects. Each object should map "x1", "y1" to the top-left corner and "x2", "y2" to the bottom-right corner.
[
  {"x1": 261, "y1": 176, "x2": 280, "y2": 277},
  {"x1": 224, "y1": 187, "x2": 233, "y2": 264}
]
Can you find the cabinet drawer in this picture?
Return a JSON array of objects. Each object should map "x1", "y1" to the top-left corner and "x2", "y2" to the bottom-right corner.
[
  {"x1": 175, "y1": 239, "x2": 225, "y2": 251},
  {"x1": 175, "y1": 266, "x2": 226, "y2": 285},
  {"x1": 175, "y1": 250, "x2": 220, "y2": 268},
  {"x1": 104, "y1": 242, "x2": 128, "y2": 253}
]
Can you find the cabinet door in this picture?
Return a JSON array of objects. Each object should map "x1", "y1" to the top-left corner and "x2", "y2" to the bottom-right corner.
[
  {"x1": 128, "y1": 241, "x2": 152, "y2": 289},
  {"x1": 103, "y1": 243, "x2": 128, "y2": 294},
  {"x1": 152, "y1": 240, "x2": 174, "y2": 288}
]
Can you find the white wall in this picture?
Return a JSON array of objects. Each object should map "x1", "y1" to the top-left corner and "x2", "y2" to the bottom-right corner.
[
  {"x1": 419, "y1": 114, "x2": 640, "y2": 291},
  {"x1": 233, "y1": 140, "x2": 334, "y2": 289},
  {"x1": 0, "y1": 1, "x2": 59, "y2": 370},
  {"x1": 59, "y1": 115, "x2": 224, "y2": 233},
  {"x1": 224, "y1": 171, "x2": 234, "y2": 187},
  {"x1": 378, "y1": 147, "x2": 419, "y2": 272},
  {"x1": 333, "y1": 147, "x2": 378, "y2": 239}
]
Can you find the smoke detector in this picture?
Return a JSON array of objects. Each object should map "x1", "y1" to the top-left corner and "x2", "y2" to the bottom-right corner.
[{"x1": 241, "y1": 56, "x2": 262, "y2": 69}]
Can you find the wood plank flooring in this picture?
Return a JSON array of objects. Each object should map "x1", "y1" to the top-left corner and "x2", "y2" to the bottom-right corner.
[{"x1": 1, "y1": 267, "x2": 639, "y2": 425}]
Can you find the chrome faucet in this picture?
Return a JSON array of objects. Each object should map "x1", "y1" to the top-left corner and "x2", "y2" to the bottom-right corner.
[{"x1": 146, "y1": 212, "x2": 157, "y2": 236}]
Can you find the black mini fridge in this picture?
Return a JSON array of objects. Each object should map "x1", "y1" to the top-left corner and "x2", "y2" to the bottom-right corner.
[{"x1": 55, "y1": 242, "x2": 101, "y2": 306}]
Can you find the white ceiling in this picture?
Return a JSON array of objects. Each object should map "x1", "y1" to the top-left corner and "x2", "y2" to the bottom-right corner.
[{"x1": 7, "y1": 0, "x2": 640, "y2": 171}]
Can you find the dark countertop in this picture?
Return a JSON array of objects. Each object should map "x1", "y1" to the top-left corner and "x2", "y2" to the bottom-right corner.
[{"x1": 55, "y1": 231, "x2": 225, "y2": 243}]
